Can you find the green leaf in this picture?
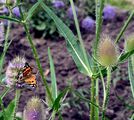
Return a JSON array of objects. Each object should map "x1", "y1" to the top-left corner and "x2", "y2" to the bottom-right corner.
[
  {"x1": 48, "y1": 47, "x2": 58, "y2": 100},
  {"x1": 26, "y1": 1, "x2": 42, "y2": 21},
  {"x1": 0, "y1": 16, "x2": 21, "y2": 23},
  {"x1": 118, "y1": 49, "x2": 134, "y2": 63},
  {"x1": 128, "y1": 57, "x2": 134, "y2": 98},
  {"x1": 5, "y1": 99, "x2": 16, "y2": 120},
  {"x1": 52, "y1": 87, "x2": 70, "y2": 111},
  {"x1": 40, "y1": 2, "x2": 93, "y2": 76}
]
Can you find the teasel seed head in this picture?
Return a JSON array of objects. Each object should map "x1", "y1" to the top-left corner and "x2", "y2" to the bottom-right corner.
[
  {"x1": 97, "y1": 35, "x2": 118, "y2": 67},
  {"x1": 23, "y1": 96, "x2": 45, "y2": 120},
  {"x1": 125, "y1": 34, "x2": 134, "y2": 52},
  {"x1": 5, "y1": 56, "x2": 26, "y2": 87}
]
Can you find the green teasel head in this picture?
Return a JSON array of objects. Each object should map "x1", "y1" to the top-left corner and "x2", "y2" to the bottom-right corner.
[
  {"x1": 125, "y1": 34, "x2": 134, "y2": 52},
  {"x1": 23, "y1": 96, "x2": 46, "y2": 120},
  {"x1": 97, "y1": 35, "x2": 118, "y2": 67}
]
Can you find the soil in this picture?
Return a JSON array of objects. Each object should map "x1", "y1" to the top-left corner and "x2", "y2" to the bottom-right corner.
[{"x1": 0, "y1": 9, "x2": 134, "y2": 120}]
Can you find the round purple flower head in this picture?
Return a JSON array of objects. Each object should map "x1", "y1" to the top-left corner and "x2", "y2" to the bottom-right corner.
[
  {"x1": 103, "y1": 5, "x2": 116, "y2": 21},
  {"x1": 23, "y1": 97, "x2": 46, "y2": 120},
  {"x1": 5, "y1": 56, "x2": 26, "y2": 87},
  {"x1": 12, "y1": 7, "x2": 20, "y2": 17},
  {"x1": 67, "y1": 6, "x2": 78, "y2": 19},
  {"x1": 52, "y1": 0, "x2": 65, "y2": 9},
  {"x1": 81, "y1": 16, "x2": 95, "y2": 31}
]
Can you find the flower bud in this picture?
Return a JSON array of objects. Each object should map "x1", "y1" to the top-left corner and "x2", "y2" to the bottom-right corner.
[
  {"x1": 125, "y1": 34, "x2": 134, "y2": 52},
  {"x1": 5, "y1": 56, "x2": 26, "y2": 87},
  {"x1": 98, "y1": 35, "x2": 118, "y2": 67},
  {"x1": 23, "y1": 96, "x2": 45, "y2": 120}
]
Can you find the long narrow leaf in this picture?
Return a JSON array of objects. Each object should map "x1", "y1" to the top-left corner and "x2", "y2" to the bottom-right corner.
[
  {"x1": 0, "y1": 16, "x2": 21, "y2": 23},
  {"x1": 40, "y1": 2, "x2": 93, "y2": 77},
  {"x1": 26, "y1": 1, "x2": 42, "y2": 21},
  {"x1": 48, "y1": 47, "x2": 58, "y2": 100},
  {"x1": 128, "y1": 57, "x2": 134, "y2": 98}
]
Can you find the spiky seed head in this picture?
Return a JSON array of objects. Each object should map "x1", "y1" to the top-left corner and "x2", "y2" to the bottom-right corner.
[
  {"x1": 125, "y1": 34, "x2": 134, "y2": 52},
  {"x1": 97, "y1": 35, "x2": 118, "y2": 67},
  {"x1": 5, "y1": 56, "x2": 26, "y2": 87},
  {"x1": 23, "y1": 96, "x2": 45, "y2": 120}
]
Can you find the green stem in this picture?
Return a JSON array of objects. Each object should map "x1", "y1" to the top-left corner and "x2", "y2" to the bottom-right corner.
[
  {"x1": 0, "y1": 9, "x2": 11, "y2": 75},
  {"x1": 115, "y1": 10, "x2": 134, "y2": 44},
  {"x1": 0, "y1": 87, "x2": 10, "y2": 99},
  {"x1": 13, "y1": 89, "x2": 20, "y2": 120},
  {"x1": 23, "y1": 23, "x2": 53, "y2": 103},
  {"x1": 90, "y1": 78, "x2": 96, "y2": 120},
  {"x1": 102, "y1": 67, "x2": 111, "y2": 120},
  {"x1": 94, "y1": 78, "x2": 99, "y2": 120},
  {"x1": 94, "y1": 0, "x2": 104, "y2": 56}
]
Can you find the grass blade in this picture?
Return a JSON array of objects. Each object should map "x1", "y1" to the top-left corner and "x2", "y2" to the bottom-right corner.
[{"x1": 48, "y1": 47, "x2": 58, "y2": 100}]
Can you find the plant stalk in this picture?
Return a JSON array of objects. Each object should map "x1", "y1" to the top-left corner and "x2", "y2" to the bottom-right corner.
[
  {"x1": 90, "y1": 77, "x2": 96, "y2": 120},
  {"x1": 23, "y1": 23, "x2": 53, "y2": 103},
  {"x1": 102, "y1": 67, "x2": 111, "y2": 120},
  {"x1": 13, "y1": 89, "x2": 20, "y2": 120}
]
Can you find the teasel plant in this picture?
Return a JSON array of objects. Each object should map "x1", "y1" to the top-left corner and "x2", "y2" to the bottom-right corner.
[{"x1": 0, "y1": 0, "x2": 134, "y2": 120}]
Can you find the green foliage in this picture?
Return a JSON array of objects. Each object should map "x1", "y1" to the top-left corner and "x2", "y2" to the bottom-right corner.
[
  {"x1": 30, "y1": 2, "x2": 70, "y2": 38},
  {"x1": 109, "y1": 0, "x2": 134, "y2": 10}
]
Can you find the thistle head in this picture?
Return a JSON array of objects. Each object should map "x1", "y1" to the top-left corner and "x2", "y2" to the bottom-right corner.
[
  {"x1": 52, "y1": 0, "x2": 65, "y2": 9},
  {"x1": 67, "y1": 6, "x2": 78, "y2": 19},
  {"x1": 97, "y1": 35, "x2": 118, "y2": 67},
  {"x1": 23, "y1": 96, "x2": 45, "y2": 120},
  {"x1": 5, "y1": 56, "x2": 26, "y2": 87},
  {"x1": 81, "y1": 16, "x2": 95, "y2": 31},
  {"x1": 125, "y1": 34, "x2": 134, "y2": 52},
  {"x1": 103, "y1": 5, "x2": 116, "y2": 21}
]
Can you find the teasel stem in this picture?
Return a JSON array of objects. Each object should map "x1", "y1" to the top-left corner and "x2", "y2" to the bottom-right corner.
[
  {"x1": 90, "y1": 77, "x2": 96, "y2": 120},
  {"x1": 102, "y1": 67, "x2": 111, "y2": 120},
  {"x1": 0, "y1": 7, "x2": 11, "y2": 75},
  {"x1": 13, "y1": 89, "x2": 21, "y2": 120},
  {"x1": 17, "y1": 3, "x2": 53, "y2": 103}
]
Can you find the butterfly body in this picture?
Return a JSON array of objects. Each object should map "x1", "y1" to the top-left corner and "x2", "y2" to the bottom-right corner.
[{"x1": 16, "y1": 62, "x2": 37, "y2": 90}]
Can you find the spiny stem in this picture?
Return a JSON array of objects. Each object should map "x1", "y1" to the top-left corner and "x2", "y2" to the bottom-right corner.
[
  {"x1": 13, "y1": 89, "x2": 20, "y2": 120},
  {"x1": 23, "y1": 23, "x2": 53, "y2": 103},
  {"x1": 102, "y1": 67, "x2": 111, "y2": 120}
]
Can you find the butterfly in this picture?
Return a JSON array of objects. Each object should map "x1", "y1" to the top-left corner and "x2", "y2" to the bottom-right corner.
[{"x1": 16, "y1": 62, "x2": 37, "y2": 91}]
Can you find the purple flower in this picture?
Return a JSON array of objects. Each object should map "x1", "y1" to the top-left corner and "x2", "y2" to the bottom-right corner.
[
  {"x1": 52, "y1": 0, "x2": 65, "y2": 9},
  {"x1": 5, "y1": 56, "x2": 26, "y2": 87},
  {"x1": 67, "y1": 6, "x2": 78, "y2": 19},
  {"x1": 0, "y1": 0, "x2": 6, "y2": 4},
  {"x1": 12, "y1": 7, "x2": 20, "y2": 17},
  {"x1": 81, "y1": 16, "x2": 95, "y2": 31},
  {"x1": 103, "y1": 5, "x2": 116, "y2": 21}
]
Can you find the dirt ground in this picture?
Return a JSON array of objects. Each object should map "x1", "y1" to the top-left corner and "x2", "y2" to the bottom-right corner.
[{"x1": 1, "y1": 10, "x2": 134, "y2": 120}]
